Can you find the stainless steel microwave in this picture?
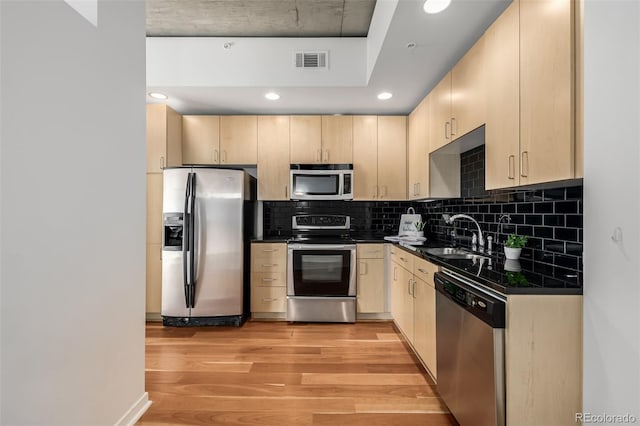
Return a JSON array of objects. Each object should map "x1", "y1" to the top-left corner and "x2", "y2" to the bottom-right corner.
[{"x1": 289, "y1": 164, "x2": 353, "y2": 200}]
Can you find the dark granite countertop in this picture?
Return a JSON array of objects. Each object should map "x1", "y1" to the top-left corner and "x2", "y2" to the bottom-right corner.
[
  {"x1": 393, "y1": 241, "x2": 582, "y2": 296},
  {"x1": 252, "y1": 233, "x2": 582, "y2": 295},
  {"x1": 251, "y1": 236, "x2": 290, "y2": 243}
]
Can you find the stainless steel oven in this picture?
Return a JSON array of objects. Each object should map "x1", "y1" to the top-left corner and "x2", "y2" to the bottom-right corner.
[{"x1": 286, "y1": 214, "x2": 356, "y2": 323}]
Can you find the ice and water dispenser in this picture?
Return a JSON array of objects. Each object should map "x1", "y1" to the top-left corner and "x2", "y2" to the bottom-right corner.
[{"x1": 163, "y1": 213, "x2": 183, "y2": 251}]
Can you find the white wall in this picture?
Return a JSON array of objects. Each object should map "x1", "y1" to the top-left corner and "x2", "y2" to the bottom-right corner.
[
  {"x1": 0, "y1": 1, "x2": 148, "y2": 424},
  {"x1": 583, "y1": 0, "x2": 640, "y2": 421}
]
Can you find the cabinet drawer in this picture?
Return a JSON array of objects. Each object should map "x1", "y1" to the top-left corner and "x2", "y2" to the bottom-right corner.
[
  {"x1": 251, "y1": 243, "x2": 287, "y2": 272},
  {"x1": 357, "y1": 244, "x2": 384, "y2": 259},
  {"x1": 251, "y1": 272, "x2": 286, "y2": 287},
  {"x1": 389, "y1": 247, "x2": 414, "y2": 272},
  {"x1": 251, "y1": 286, "x2": 286, "y2": 313},
  {"x1": 413, "y1": 257, "x2": 438, "y2": 287}
]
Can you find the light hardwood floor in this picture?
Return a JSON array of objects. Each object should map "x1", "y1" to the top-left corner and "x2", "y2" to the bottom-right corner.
[{"x1": 138, "y1": 321, "x2": 457, "y2": 426}]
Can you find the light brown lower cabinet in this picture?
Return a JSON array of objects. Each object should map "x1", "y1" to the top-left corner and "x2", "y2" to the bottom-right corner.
[
  {"x1": 356, "y1": 244, "x2": 385, "y2": 313},
  {"x1": 250, "y1": 243, "x2": 287, "y2": 315},
  {"x1": 146, "y1": 243, "x2": 162, "y2": 314},
  {"x1": 389, "y1": 246, "x2": 438, "y2": 378}
]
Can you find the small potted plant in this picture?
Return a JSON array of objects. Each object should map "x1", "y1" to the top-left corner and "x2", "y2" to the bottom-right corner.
[
  {"x1": 414, "y1": 221, "x2": 426, "y2": 238},
  {"x1": 504, "y1": 234, "x2": 528, "y2": 260}
]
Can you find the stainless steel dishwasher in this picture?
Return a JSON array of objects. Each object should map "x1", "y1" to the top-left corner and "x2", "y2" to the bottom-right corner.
[{"x1": 435, "y1": 270, "x2": 506, "y2": 426}]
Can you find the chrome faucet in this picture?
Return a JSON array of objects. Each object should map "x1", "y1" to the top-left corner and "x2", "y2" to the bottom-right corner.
[{"x1": 442, "y1": 214, "x2": 485, "y2": 251}]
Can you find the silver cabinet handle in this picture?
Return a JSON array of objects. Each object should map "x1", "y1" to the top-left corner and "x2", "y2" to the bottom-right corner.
[
  {"x1": 451, "y1": 117, "x2": 456, "y2": 136},
  {"x1": 508, "y1": 155, "x2": 515, "y2": 180},
  {"x1": 445, "y1": 122, "x2": 450, "y2": 140},
  {"x1": 399, "y1": 256, "x2": 407, "y2": 262},
  {"x1": 359, "y1": 261, "x2": 367, "y2": 275},
  {"x1": 408, "y1": 279, "x2": 413, "y2": 296},
  {"x1": 521, "y1": 151, "x2": 529, "y2": 177},
  {"x1": 393, "y1": 266, "x2": 397, "y2": 281},
  {"x1": 262, "y1": 249, "x2": 278, "y2": 252},
  {"x1": 323, "y1": 150, "x2": 329, "y2": 162},
  {"x1": 285, "y1": 185, "x2": 288, "y2": 198},
  {"x1": 417, "y1": 268, "x2": 428, "y2": 274},
  {"x1": 223, "y1": 150, "x2": 227, "y2": 163},
  {"x1": 316, "y1": 149, "x2": 321, "y2": 162},
  {"x1": 381, "y1": 185, "x2": 387, "y2": 197},
  {"x1": 261, "y1": 263, "x2": 278, "y2": 267},
  {"x1": 373, "y1": 186, "x2": 377, "y2": 199},
  {"x1": 214, "y1": 149, "x2": 219, "y2": 162},
  {"x1": 262, "y1": 298, "x2": 278, "y2": 302},
  {"x1": 412, "y1": 279, "x2": 416, "y2": 299},
  {"x1": 261, "y1": 278, "x2": 275, "y2": 282},
  {"x1": 160, "y1": 156, "x2": 165, "y2": 169}
]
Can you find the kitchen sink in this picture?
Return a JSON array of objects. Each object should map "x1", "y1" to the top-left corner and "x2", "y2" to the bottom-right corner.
[{"x1": 424, "y1": 247, "x2": 490, "y2": 262}]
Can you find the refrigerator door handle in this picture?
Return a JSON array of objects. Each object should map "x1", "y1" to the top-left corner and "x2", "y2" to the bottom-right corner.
[
  {"x1": 188, "y1": 172, "x2": 197, "y2": 308},
  {"x1": 182, "y1": 172, "x2": 192, "y2": 309}
]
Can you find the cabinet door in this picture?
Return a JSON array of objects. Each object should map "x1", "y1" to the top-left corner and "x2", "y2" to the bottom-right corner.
[
  {"x1": 146, "y1": 243, "x2": 162, "y2": 314},
  {"x1": 408, "y1": 97, "x2": 430, "y2": 199},
  {"x1": 321, "y1": 115, "x2": 353, "y2": 163},
  {"x1": 257, "y1": 116, "x2": 290, "y2": 200},
  {"x1": 377, "y1": 116, "x2": 407, "y2": 200},
  {"x1": 357, "y1": 258, "x2": 385, "y2": 313},
  {"x1": 520, "y1": 0, "x2": 574, "y2": 185},
  {"x1": 220, "y1": 115, "x2": 258, "y2": 164},
  {"x1": 182, "y1": 115, "x2": 220, "y2": 164},
  {"x1": 451, "y1": 35, "x2": 486, "y2": 139},
  {"x1": 485, "y1": 0, "x2": 520, "y2": 190},
  {"x1": 391, "y1": 262, "x2": 414, "y2": 341},
  {"x1": 146, "y1": 104, "x2": 167, "y2": 173},
  {"x1": 166, "y1": 106, "x2": 183, "y2": 167},
  {"x1": 146, "y1": 174, "x2": 163, "y2": 245},
  {"x1": 352, "y1": 116, "x2": 378, "y2": 200},
  {"x1": 413, "y1": 276, "x2": 437, "y2": 379},
  {"x1": 290, "y1": 115, "x2": 322, "y2": 163},
  {"x1": 429, "y1": 72, "x2": 452, "y2": 152}
]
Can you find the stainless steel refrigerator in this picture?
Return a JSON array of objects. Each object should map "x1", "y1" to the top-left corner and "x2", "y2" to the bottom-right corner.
[{"x1": 161, "y1": 167, "x2": 255, "y2": 326}]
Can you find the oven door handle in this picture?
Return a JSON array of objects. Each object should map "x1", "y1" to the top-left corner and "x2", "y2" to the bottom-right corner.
[{"x1": 288, "y1": 244, "x2": 356, "y2": 251}]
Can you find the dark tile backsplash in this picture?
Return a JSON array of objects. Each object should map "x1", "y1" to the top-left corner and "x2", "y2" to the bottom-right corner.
[
  {"x1": 460, "y1": 145, "x2": 487, "y2": 198},
  {"x1": 263, "y1": 184, "x2": 583, "y2": 279}
]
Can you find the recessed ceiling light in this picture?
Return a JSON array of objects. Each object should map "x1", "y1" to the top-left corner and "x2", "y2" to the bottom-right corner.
[
  {"x1": 148, "y1": 92, "x2": 168, "y2": 100},
  {"x1": 423, "y1": 0, "x2": 451, "y2": 14},
  {"x1": 265, "y1": 92, "x2": 280, "y2": 100},
  {"x1": 377, "y1": 92, "x2": 393, "y2": 100}
]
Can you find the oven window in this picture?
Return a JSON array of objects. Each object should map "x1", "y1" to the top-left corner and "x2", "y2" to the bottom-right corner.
[
  {"x1": 292, "y1": 250, "x2": 352, "y2": 296},
  {"x1": 293, "y1": 174, "x2": 339, "y2": 195}
]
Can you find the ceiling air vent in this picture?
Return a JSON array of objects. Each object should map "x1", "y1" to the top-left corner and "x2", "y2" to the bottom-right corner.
[{"x1": 295, "y1": 51, "x2": 328, "y2": 69}]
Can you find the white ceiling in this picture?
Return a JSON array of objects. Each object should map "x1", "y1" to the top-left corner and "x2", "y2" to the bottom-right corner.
[{"x1": 147, "y1": 0, "x2": 511, "y2": 115}]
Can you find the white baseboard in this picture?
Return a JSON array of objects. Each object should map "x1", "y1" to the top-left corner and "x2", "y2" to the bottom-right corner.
[{"x1": 115, "y1": 392, "x2": 152, "y2": 426}]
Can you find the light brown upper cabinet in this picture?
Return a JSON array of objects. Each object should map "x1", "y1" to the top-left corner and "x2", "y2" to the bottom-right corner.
[
  {"x1": 257, "y1": 116, "x2": 290, "y2": 201},
  {"x1": 486, "y1": 0, "x2": 575, "y2": 189},
  {"x1": 353, "y1": 116, "x2": 378, "y2": 200},
  {"x1": 377, "y1": 116, "x2": 407, "y2": 200},
  {"x1": 429, "y1": 38, "x2": 486, "y2": 154},
  {"x1": 182, "y1": 115, "x2": 220, "y2": 165},
  {"x1": 451, "y1": 35, "x2": 486, "y2": 140},
  {"x1": 408, "y1": 96, "x2": 430, "y2": 199},
  {"x1": 290, "y1": 115, "x2": 322, "y2": 163},
  {"x1": 519, "y1": 0, "x2": 575, "y2": 185},
  {"x1": 429, "y1": 73, "x2": 452, "y2": 152},
  {"x1": 219, "y1": 116, "x2": 258, "y2": 165},
  {"x1": 146, "y1": 104, "x2": 182, "y2": 173},
  {"x1": 321, "y1": 115, "x2": 353, "y2": 164},
  {"x1": 353, "y1": 116, "x2": 407, "y2": 201},
  {"x1": 485, "y1": 0, "x2": 520, "y2": 190}
]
